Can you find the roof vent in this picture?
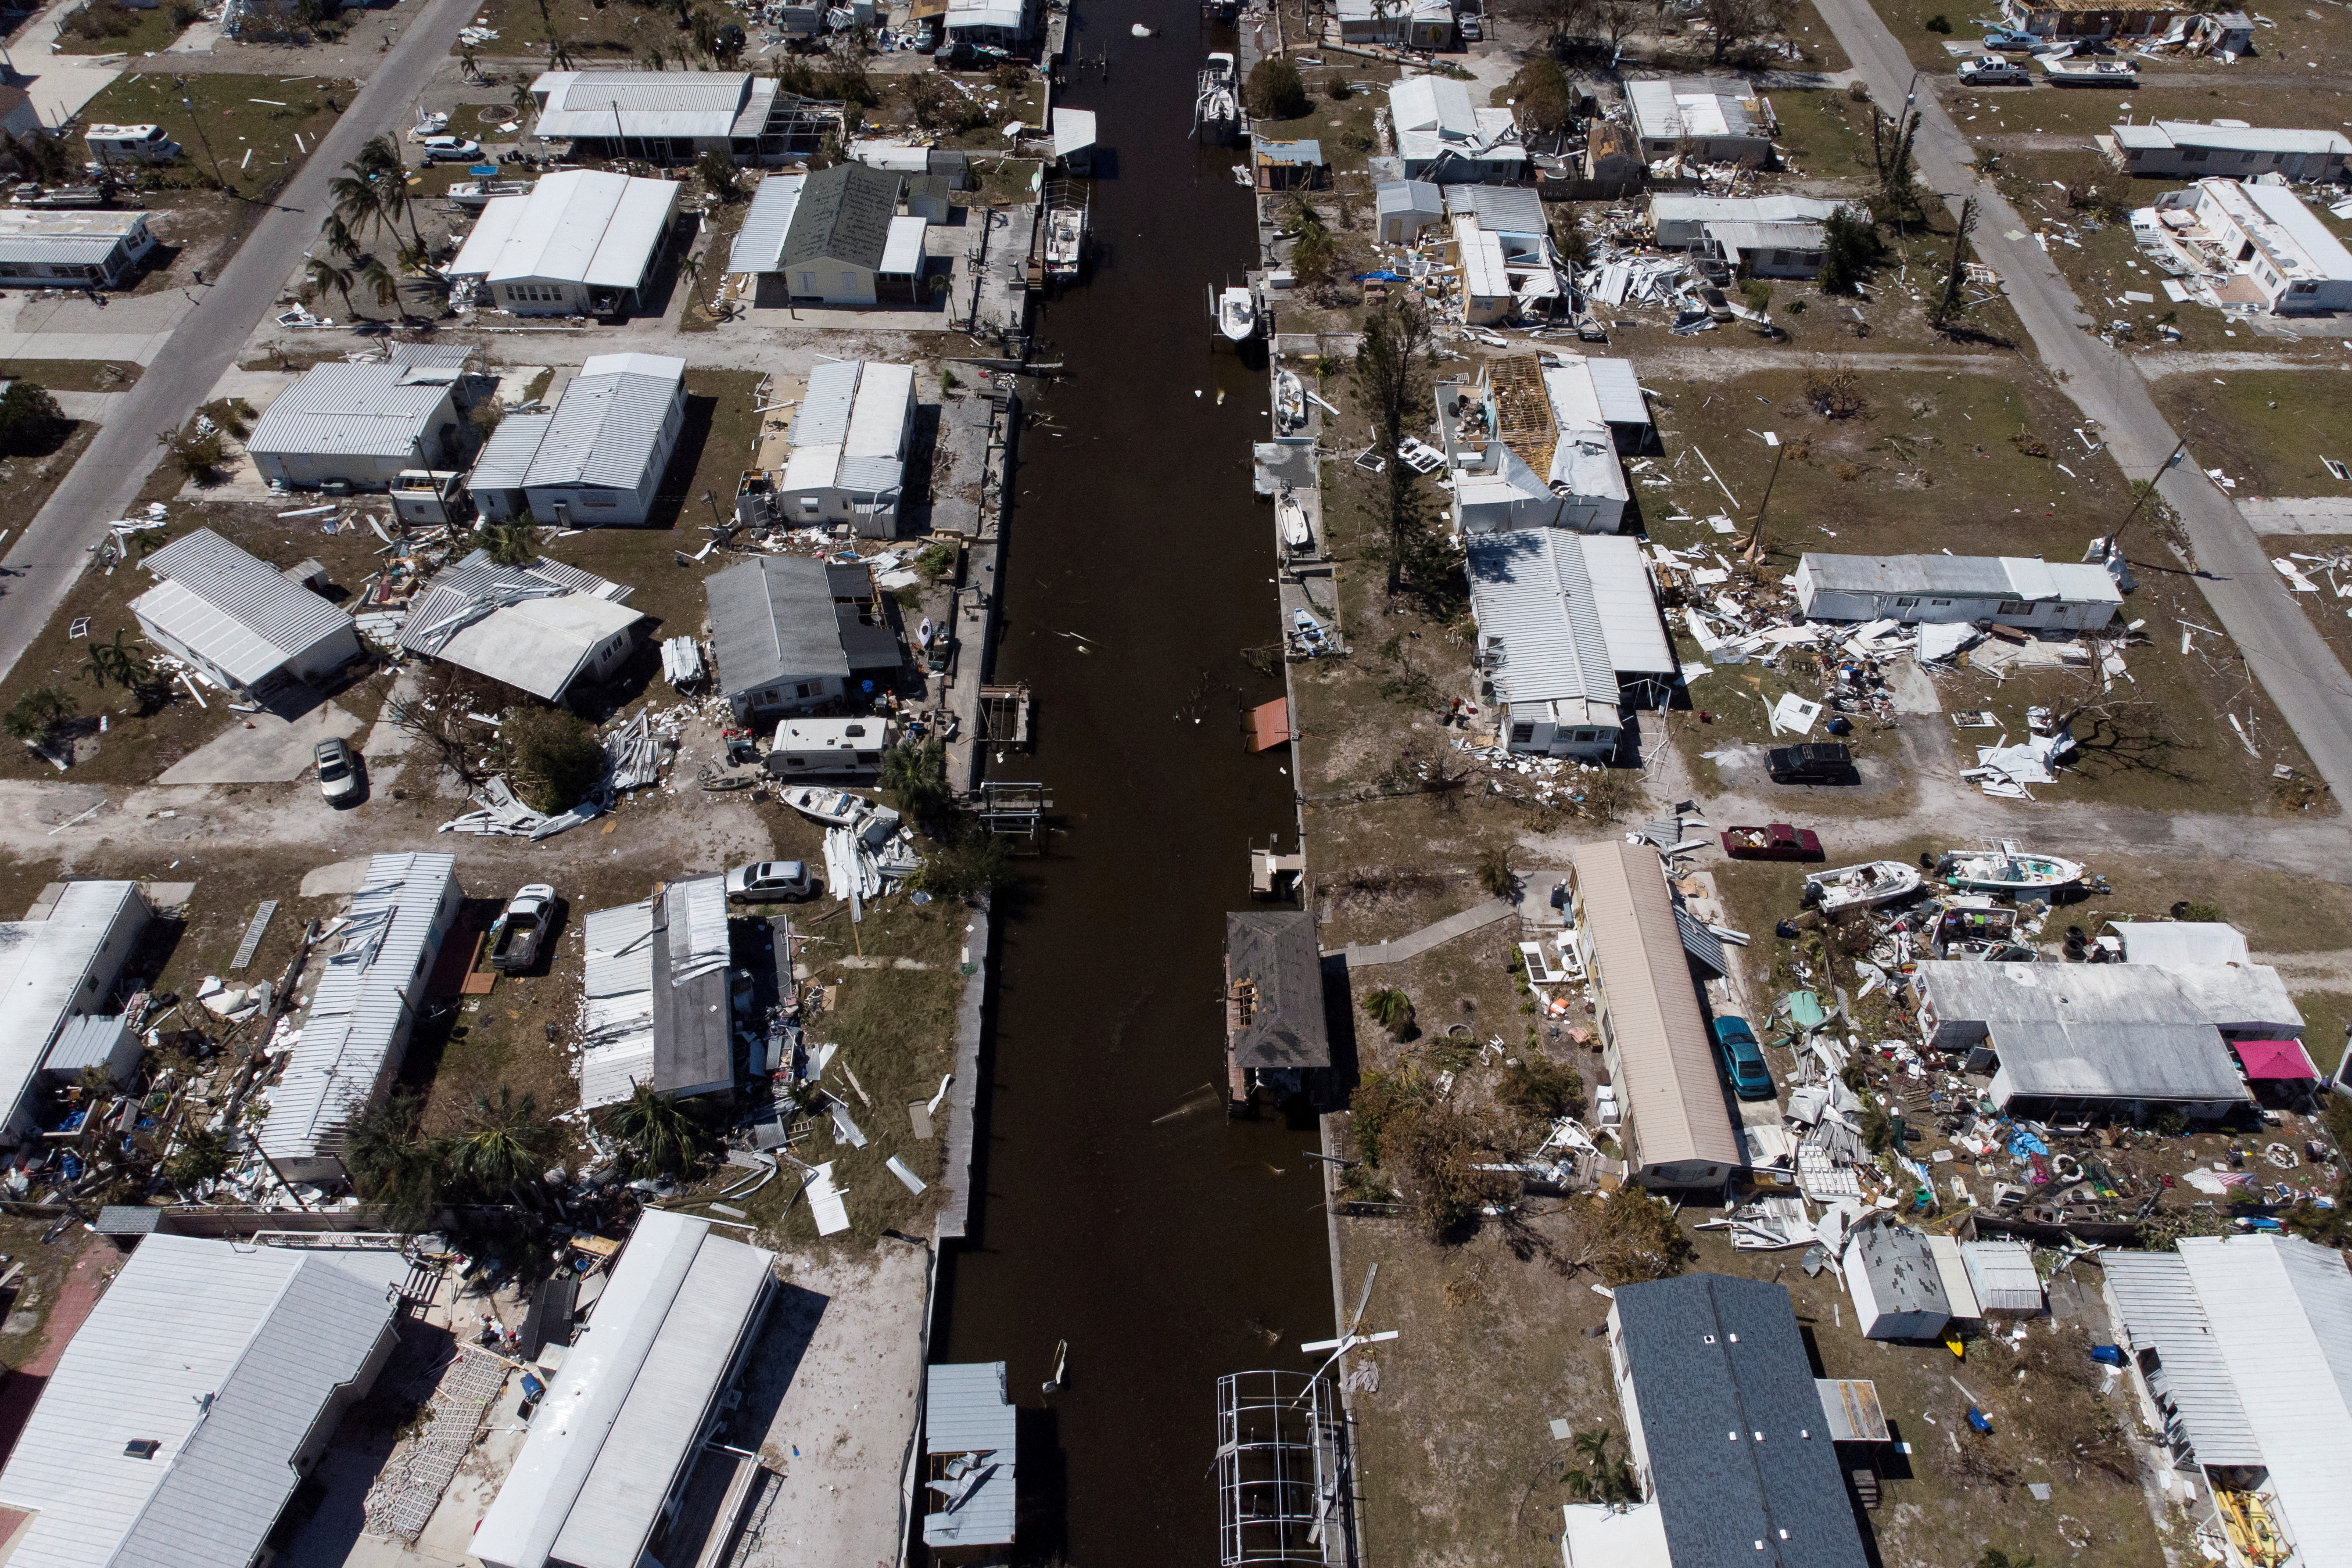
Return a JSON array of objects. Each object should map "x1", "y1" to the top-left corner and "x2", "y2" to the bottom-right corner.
[
  {"x1": 1727, "y1": 1333, "x2": 1738, "y2": 1343},
  {"x1": 124, "y1": 1439, "x2": 161, "y2": 1459},
  {"x1": 1702, "y1": 1333, "x2": 1717, "y2": 1344}
]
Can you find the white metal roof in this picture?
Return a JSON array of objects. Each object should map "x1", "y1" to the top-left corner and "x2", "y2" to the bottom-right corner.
[
  {"x1": 449, "y1": 170, "x2": 682, "y2": 289},
  {"x1": 1650, "y1": 193, "x2": 1845, "y2": 231},
  {"x1": 2236, "y1": 180, "x2": 2352, "y2": 282},
  {"x1": 880, "y1": 214, "x2": 928, "y2": 276},
  {"x1": 1799, "y1": 552, "x2": 2122, "y2": 607},
  {"x1": 1454, "y1": 214, "x2": 1510, "y2": 300},
  {"x1": 400, "y1": 551, "x2": 640, "y2": 701},
  {"x1": 1627, "y1": 77, "x2": 1770, "y2": 143},
  {"x1": 43, "y1": 1013, "x2": 131, "y2": 1078},
  {"x1": 259, "y1": 853, "x2": 456, "y2": 1168},
  {"x1": 578, "y1": 899, "x2": 657, "y2": 1109},
  {"x1": 1376, "y1": 178, "x2": 1443, "y2": 217},
  {"x1": 471, "y1": 411, "x2": 555, "y2": 493},
  {"x1": 1579, "y1": 534, "x2": 1675, "y2": 676},
  {"x1": 245, "y1": 363, "x2": 450, "y2": 461},
  {"x1": 1959, "y1": 1240, "x2": 2042, "y2": 1312},
  {"x1": 530, "y1": 70, "x2": 772, "y2": 141},
  {"x1": 474, "y1": 1211, "x2": 775, "y2": 1568},
  {"x1": 0, "y1": 1235, "x2": 404, "y2": 1568},
  {"x1": 1915, "y1": 961, "x2": 2251, "y2": 1104},
  {"x1": 132, "y1": 528, "x2": 352, "y2": 684},
  {"x1": 0, "y1": 881, "x2": 145, "y2": 1138},
  {"x1": 785, "y1": 360, "x2": 911, "y2": 497},
  {"x1": 2100, "y1": 1248, "x2": 2261, "y2": 1464},
  {"x1": 924, "y1": 1364, "x2": 1016, "y2": 1547},
  {"x1": 944, "y1": 0, "x2": 1025, "y2": 30},
  {"x1": 2179, "y1": 1235, "x2": 2352, "y2": 1565},
  {"x1": 519, "y1": 354, "x2": 684, "y2": 493},
  {"x1": 1468, "y1": 530, "x2": 1620, "y2": 712},
  {"x1": 2116, "y1": 120, "x2": 2351, "y2": 156},
  {"x1": 1052, "y1": 106, "x2": 1095, "y2": 157},
  {"x1": 727, "y1": 173, "x2": 803, "y2": 274},
  {"x1": 2106, "y1": 921, "x2": 2252, "y2": 968},
  {"x1": 0, "y1": 209, "x2": 148, "y2": 265}
]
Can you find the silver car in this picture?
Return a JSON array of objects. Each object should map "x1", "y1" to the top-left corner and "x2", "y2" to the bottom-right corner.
[
  {"x1": 419, "y1": 135, "x2": 483, "y2": 163},
  {"x1": 724, "y1": 860, "x2": 818, "y2": 903},
  {"x1": 315, "y1": 737, "x2": 360, "y2": 806}
]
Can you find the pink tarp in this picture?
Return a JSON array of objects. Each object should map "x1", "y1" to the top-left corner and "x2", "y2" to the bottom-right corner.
[{"x1": 2234, "y1": 1039, "x2": 2320, "y2": 1081}]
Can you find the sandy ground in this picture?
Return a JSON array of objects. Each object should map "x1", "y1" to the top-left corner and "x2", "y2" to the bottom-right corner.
[{"x1": 740, "y1": 1245, "x2": 930, "y2": 1568}]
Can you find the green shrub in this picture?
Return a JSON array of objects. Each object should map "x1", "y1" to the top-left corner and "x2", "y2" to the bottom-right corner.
[
  {"x1": 1245, "y1": 58, "x2": 1308, "y2": 121},
  {"x1": 503, "y1": 706, "x2": 605, "y2": 813}
]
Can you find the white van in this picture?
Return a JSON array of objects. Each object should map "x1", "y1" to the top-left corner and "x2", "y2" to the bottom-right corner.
[{"x1": 85, "y1": 124, "x2": 182, "y2": 167}]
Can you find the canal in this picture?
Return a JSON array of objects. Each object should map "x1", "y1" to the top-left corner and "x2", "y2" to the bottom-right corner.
[{"x1": 927, "y1": 3, "x2": 1342, "y2": 1563}]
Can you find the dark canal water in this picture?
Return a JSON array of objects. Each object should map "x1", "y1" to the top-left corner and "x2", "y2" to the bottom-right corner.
[{"x1": 927, "y1": 3, "x2": 1341, "y2": 1562}]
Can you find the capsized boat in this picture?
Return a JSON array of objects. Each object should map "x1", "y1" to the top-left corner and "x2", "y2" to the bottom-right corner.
[
  {"x1": 1802, "y1": 860, "x2": 1923, "y2": 914},
  {"x1": 1276, "y1": 484, "x2": 1313, "y2": 553},
  {"x1": 1937, "y1": 844, "x2": 2084, "y2": 893},
  {"x1": 1217, "y1": 284, "x2": 1258, "y2": 342}
]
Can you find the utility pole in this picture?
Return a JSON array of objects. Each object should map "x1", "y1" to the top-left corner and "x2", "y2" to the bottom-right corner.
[
  {"x1": 176, "y1": 77, "x2": 228, "y2": 192},
  {"x1": 2106, "y1": 436, "x2": 2189, "y2": 554},
  {"x1": 1740, "y1": 439, "x2": 1787, "y2": 567}
]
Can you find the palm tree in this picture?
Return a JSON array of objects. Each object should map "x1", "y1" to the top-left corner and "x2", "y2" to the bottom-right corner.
[
  {"x1": 607, "y1": 1083, "x2": 705, "y2": 1178},
  {"x1": 343, "y1": 1093, "x2": 449, "y2": 1235},
  {"x1": 511, "y1": 79, "x2": 537, "y2": 123},
  {"x1": 303, "y1": 255, "x2": 353, "y2": 315},
  {"x1": 81, "y1": 628, "x2": 148, "y2": 692},
  {"x1": 676, "y1": 251, "x2": 702, "y2": 299},
  {"x1": 318, "y1": 211, "x2": 364, "y2": 260},
  {"x1": 454, "y1": 1086, "x2": 559, "y2": 1205},
  {"x1": 356, "y1": 253, "x2": 401, "y2": 314}
]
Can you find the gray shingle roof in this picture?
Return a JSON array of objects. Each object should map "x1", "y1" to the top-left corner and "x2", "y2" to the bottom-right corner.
[
  {"x1": 704, "y1": 555, "x2": 851, "y2": 699},
  {"x1": 1611, "y1": 1273, "x2": 1872, "y2": 1568},
  {"x1": 1226, "y1": 911, "x2": 1330, "y2": 1070},
  {"x1": 246, "y1": 363, "x2": 451, "y2": 461},
  {"x1": 782, "y1": 162, "x2": 901, "y2": 271}
]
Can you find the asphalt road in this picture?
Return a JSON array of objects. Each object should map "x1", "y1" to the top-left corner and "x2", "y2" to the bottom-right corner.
[
  {"x1": 1814, "y1": 0, "x2": 2352, "y2": 802},
  {"x1": 0, "y1": 0, "x2": 475, "y2": 686}
]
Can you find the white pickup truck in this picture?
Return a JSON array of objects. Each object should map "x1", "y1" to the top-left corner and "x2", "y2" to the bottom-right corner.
[{"x1": 1957, "y1": 55, "x2": 2033, "y2": 85}]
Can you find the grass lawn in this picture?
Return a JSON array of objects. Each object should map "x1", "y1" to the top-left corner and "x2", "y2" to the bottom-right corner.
[
  {"x1": 1770, "y1": 85, "x2": 1874, "y2": 182},
  {"x1": 0, "y1": 498, "x2": 399, "y2": 784},
  {"x1": 92, "y1": 73, "x2": 346, "y2": 203},
  {"x1": 0, "y1": 358, "x2": 140, "y2": 392},
  {"x1": 52, "y1": 2, "x2": 191, "y2": 55},
  {"x1": 1791, "y1": 0, "x2": 1854, "y2": 71},
  {"x1": 2149, "y1": 371, "x2": 2352, "y2": 500},
  {"x1": 1250, "y1": 93, "x2": 1382, "y2": 177},
  {"x1": 2256, "y1": 532, "x2": 2352, "y2": 687},
  {"x1": 453, "y1": 0, "x2": 704, "y2": 58}
]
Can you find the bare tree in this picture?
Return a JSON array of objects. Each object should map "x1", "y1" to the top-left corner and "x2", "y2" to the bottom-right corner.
[
  {"x1": 1351, "y1": 300, "x2": 1435, "y2": 597},
  {"x1": 1697, "y1": 0, "x2": 1794, "y2": 64}
]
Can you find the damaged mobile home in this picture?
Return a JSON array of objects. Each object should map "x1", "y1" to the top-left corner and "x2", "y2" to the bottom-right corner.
[{"x1": 397, "y1": 551, "x2": 645, "y2": 704}]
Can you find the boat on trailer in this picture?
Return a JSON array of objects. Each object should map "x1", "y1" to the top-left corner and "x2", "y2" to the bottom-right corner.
[{"x1": 1802, "y1": 860, "x2": 1923, "y2": 913}]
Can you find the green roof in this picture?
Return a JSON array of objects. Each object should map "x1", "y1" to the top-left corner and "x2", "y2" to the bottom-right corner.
[{"x1": 781, "y1": 162, "x2": 901, "y2": 270}]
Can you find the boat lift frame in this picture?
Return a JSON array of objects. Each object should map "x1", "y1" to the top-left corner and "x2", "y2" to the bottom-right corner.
[{"x1": 1216, "y1": 1369, "x2": 1349, "y2": 1565}]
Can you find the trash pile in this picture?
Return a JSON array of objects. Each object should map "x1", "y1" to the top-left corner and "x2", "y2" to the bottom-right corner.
[
  {"x1": 1432, "y1": 735, "x2": 1619, "y2": 814},
  {"x1": 778, "y1": 788, "x2": 924, "y2": 916},
  {"x1": 439, "y1": 706, "x2": 689, "y2": 838}
]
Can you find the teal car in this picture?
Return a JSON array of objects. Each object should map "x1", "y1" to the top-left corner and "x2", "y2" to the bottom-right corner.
[{"x1": 1711, "y1": 1016, "x2": 1776, "y2": 1101}]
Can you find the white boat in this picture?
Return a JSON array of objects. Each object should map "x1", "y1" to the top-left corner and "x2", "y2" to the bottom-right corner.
[
  {"x1": 1274, "y1": 368, "x2": 1304, "y2": 432},
  {"x1": 1276, "y1": 484, "x2": 1313, "y2": 552},
  {"x1": 1044, "y1": 200, "x2": 1087, "y2": 279},
  {"x1": 411, "y1": 108, "x2": 450, "y2": 137},
  {"x1": 448, "y1": 178, "x2": 533, "y2": 208},
  {"x1": 1802, "y1": 860, "x2": 1923, "y2": 913},
  {"x1": 1936, "y1": 844, "x2": 2085, "y2": 892},
  {"x1": 1217, "y1": 285, "x2": 1258, "y2": 342},
  {"x1": 1195, "y1": 52, "x2": 1242, "y2": 144},
  {"x1": 1132, "y1": 21, "x2": 1154, "y2": 35},
  {"x1": 2042, "y1": 56, "x2": 2136, "y2": 86},
  {"x1": 1292, "y1": 608, "x2": 1332, "y2": 656},
  {"x1": 781, "y1": 786, "x2": 873, "y2": 827}
]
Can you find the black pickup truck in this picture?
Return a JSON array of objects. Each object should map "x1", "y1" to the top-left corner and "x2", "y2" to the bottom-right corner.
[{"x1": 1767, "y1": 742, "x2": 1860, "y2": 786}]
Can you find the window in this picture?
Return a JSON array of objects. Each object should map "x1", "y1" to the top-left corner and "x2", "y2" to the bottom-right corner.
[
  {"x1": 799, "y1": 497, "x2": 821, "y2": 512},
  {"x1": 795, "y1": 682, "x2": 814, "y2": 697},
  {"x1": 1893, "y1": 595, "x2": 1920, "y2": 608},
  {"x1": 1571, "y1": 729, "x2": 1597, "y2": 743},
  {"x1": 2240, "y1": 151, "x2": 2256, "y2": 164},
  {"x1": 1510, "y1": 722, "x2": 1535, "y2": 745},
  {"x1": 2183, "y1": 148, "x2": 2208, "y2": 162},
  {"x1": 1770, "y1": 249, "x2": 1790, "y2": 265},
  {"x1": 1929, "y1": 598, "x2": 1952, "y2": 607},
  {"x1": 1997, "y1": 600, "x2": 2029, "y2": 615},
  {"x1": 855, "y1": 750, "x2": 880, "y2": 764}
]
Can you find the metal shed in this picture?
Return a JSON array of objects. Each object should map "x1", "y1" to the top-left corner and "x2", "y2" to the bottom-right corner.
[
  {"x1": 41, "y1": 1014, "x2": 137, "y2": 1086},
  {"x1": 924, "y1": 1363, "x2": 1016, "y2": 1548},
  {"x1": 1960, "y1": 1240, "x2": 2044, "y2": 1314},
  {"x1": 1843, "y1": 1223, "x2": 1952, "y2": 1340}
]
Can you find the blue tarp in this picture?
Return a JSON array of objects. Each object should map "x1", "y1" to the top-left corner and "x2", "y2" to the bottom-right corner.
[
  {"x1": 2009, "y1": 1129, "x2": 2049, "y2": 1158},
  {"x1": 1354, "y1": 270, "x2": 1409, "y2": 282}
]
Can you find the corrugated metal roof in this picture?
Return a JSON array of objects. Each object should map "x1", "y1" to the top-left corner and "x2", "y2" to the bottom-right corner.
[
  {"x1": 0, "y1": 882, "x2": 146, "y2": 1137},
  {"x1": 449, "y1": 170, "x2": 680, "y2": 289},
  {"x1": 1579, "y1": 534, "x2": 1674, "y2": 677},
  {"x1": 42, "y1": 1013, "x2": 130, "y2": 1078},
  {"x1": 2107, "y1": 921, "x2": 2251, "y2": 968},
  {"x1": 1455, "y1": 216, "x2": 1510, "y2": 299},
  {"x1": 471, "y1": 411, "x2": 555, "y2": 492},
  {"x1": 2180, "y1": 1236, "x2": 2352, "y2": 1568},
  {"x1": 1813, "y1": 1379, "x2": 1888, "y2": 1443},
  {"x1": 2135, "y1": 120, "x2": 2351, "y2": 155},
  {"x1": 137, "y1": 528, "x2": 353, "y2": 679},
  {"x1": 924, "y1": 1363, "x2": 1016, "y2": 1548},
  {"x1": 1444, "y1": 183, "x2": 1545, "y2": 235},
  {"x1": 579, "y1": 899, "x2": 657, "y2": 1110},
  {"x1": 789, "y1": 359, "x2": 861, "y2": 448},
  {"x1": 1467, "y1": 530, "x2": 1620, "y2": 712},
  {"x1": 651, "y1": 876, "x2": 732, "y2": 1096},
  {"x1": 1376, "y1": 178, "x2": 1442, "y2": 216},
  {"x1": 0, "y1": 1235, "x2": 404, "y2": 1568},
  {"x1": 551, "y1": 1228, "x2": 773, "y2": 1568},
  {"x1": 1799, "y1": 552, "x2": 2121, "y2": 605},
  {"x1": 475, "y1": 1212, "x2": 775, "y2": 1568},
  {"x1": 531, "y1": 69, "x2": 762, "y2": 140},
  {"x1": 1928, "y1": 1233, "x2": 1981, "y2": 1319},
  {"x1": 246, "y1": 363, "x2": 451, "y2": 461},
  {"x1": 130, "y1": 580, "x2": 296, "y2": 689},
  {"x1": 704, "y1": 554, "x2": 849, "y2": 700},
  {"x1": 1627, "y1": 76, "x2": 1770, "y2": 143},
  {"x1": 387, "y1": 342, "x2": 479, "y2": 372},
  {"x1": 2101, "y1": 1248, "x2": 2263, "y2": 1464},
  {"x1": 727, "y1": 173, "x2": 803, "y2": 274},
  {"x1": 522, "y1": 355, "x2": 684, "y2": 490},
  {"x1": 400, "y1": 550, "x2": 639, "y2": 701},
  {"x1": 0, "y1": 209, "x2": 148, "y2": 265},
  {"x1": 1913, "y1": 962, "x2": 2251, "y2": 1104},
  {"x1": 1959, "y1": 1241, "x2": 2043, "y2": 1312},
  {"x1": 843, "y1": 361, "x2": 913, "y2": 458},
  {"x1": 1566, "y1": 841, "x2": 1740, "y2": 1174},
  {"x1": 0, "y1": 235, "x2": 132, "y2": 264},
  {"x1": 1580, "y1": 357, "x2": 1650, "y2": 428},
  {"x1": 260, "y1": 853, "x2": 457, "y2": 1168}
]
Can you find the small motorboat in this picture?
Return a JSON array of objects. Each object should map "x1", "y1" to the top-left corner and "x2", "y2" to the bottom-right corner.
[
  {"x1": 2042, "y1": 56, "x2": 2136, "y2": 86},
  {"x1": 1721, "y1": 823, "x2": 1822, "y2": 862},
  {"x1": 1937, "y1": 844, "x2": 2085, "y2": 892},
  {"x1": 1276, "y1": 485, "x2": 1313, "y2": 553},
  {"x1": 1273, "y1": 368, "x2": 1304, "y2": 432},
  {"x1": 1132, "y1": 21, "x2": 1154, "y2": 35},
  {"x1": 411, "y1": 108, "x2": 450, "y2": 137},
  {"x1": 1195, "y1": 52, "x2": 1242, "y2": 144},
  {"x1": 1044, "y1": 200, "x2": 1087, "y2": 279},
  {"x1": 1292, "y1": 608, "x2": 1332, "y2": 656},
  {"x1": 447, "y1": 178, "x2": 535, "y2": 208},
  {"x1": 1802, "y1": 860, "x2": 1923, "y2": 914},
  {"x1": 781, "y1": 786, "x2": 873, "y2": 827},
  {"x1": 1217, "y1": 285, "x2": 1258, "y2": 343}
]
